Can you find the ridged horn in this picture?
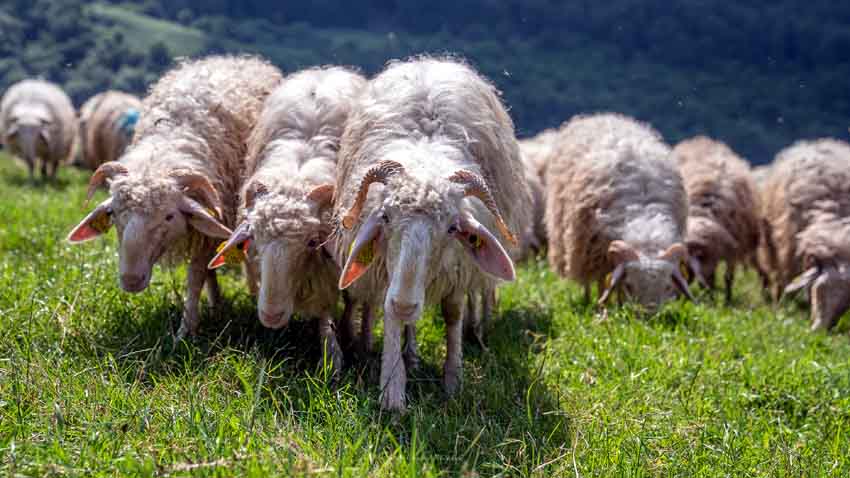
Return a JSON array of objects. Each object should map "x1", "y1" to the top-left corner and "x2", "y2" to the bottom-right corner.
[
  {"x1": 341, "y1": 160, "x2": 405, "y2": 229},
  {"x1": 170, "y1": 169, "x2": 223, "y2": 218},
  {"x1": 448, "y1": 169, "x2": 517, "y2": 246},
  {"x1": 86, "y1": 162, "x2": 128, "y2": 204}
]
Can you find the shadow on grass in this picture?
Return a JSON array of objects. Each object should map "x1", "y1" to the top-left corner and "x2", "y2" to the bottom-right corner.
[{"x1": 3, "y1": 170, "x2": 73, "y2": 191}]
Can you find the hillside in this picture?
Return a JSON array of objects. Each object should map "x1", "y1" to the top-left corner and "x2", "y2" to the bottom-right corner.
[{"x1": 1, "y1": 1, "x2": 849, "y2": 162}]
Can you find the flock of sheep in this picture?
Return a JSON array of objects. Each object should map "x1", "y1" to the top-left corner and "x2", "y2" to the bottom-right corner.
[{"x1": 1, "y1": 54, "x2": 848, "y2": 412}]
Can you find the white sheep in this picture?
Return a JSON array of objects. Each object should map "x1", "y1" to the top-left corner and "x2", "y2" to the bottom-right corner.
[
  {"x1": 759, "y1": 139, "x2": 850, "y2": 330},
  {"x1": 333, "y1": 56, "x2": 532, "y2": 411},
  {"x1": 0, "y1": 79, "x2": 77, "y2": 180},
  {"x1": 208, "y1": 66, "x2": 367, "y2": 372},
  {"x1": 67, "y1": 55, "x2": 283, "y2": 339},
  {"x1": 77, "y1": 91, "x2": 142, "y2": 170},
  {"x1": 545, "y1": 113, "x2": 694, "y2": 310}
]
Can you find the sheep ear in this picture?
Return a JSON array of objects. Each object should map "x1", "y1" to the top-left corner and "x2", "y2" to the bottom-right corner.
[
  {"x1": 608, "y1": 240, "x2": 639, "y2": 265},
  {"x1": 339, "y1": 212, "x2": 382, "y2": 289},
  {"x1": 598, "y1": 263, "x2": 626, "y2": 305},
  {"x1": 178, "y1": 196, "x2": 232, "y2": 239},
  {"x1": 67, "y1": 199, "x2": 113, "y2": 243},
  {"x1": 208, "y1": 221, "x2": 253, "y2": 269},
  {"x1": 453, "y1": 215, "x2": 516, "y2": 281},
  {"x1": 783, "y1": 267, "x2": 820, "y2": 297},
  {"x1": 672, "y1": 266, "x2": 697, "y2": 302},
  {"x1": 687, "y1": 255, "x2": 711, "y2": 289}
]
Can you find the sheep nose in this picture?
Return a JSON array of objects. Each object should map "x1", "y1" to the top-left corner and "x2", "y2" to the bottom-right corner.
[
  {"x1": 390, "y1": 299, "x2": 419, "y2": 319},
  {"x1": 120, "y1": 273, "x2": 147, "y2": 293},
  {"x1": 259, "y1": 310, "x2": 289, "y2": 329}
]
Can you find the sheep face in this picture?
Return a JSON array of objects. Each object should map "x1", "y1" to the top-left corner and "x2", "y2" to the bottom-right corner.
[
  {"x1": 6, "y1": 106, "x2": 51, "y2": 164},
  {"x1": 339, "y1": 157, "x2": 516, "y2": 322},
  {"x1": 67, "y1": 163, "x2": 233, "y2": 293},
  {"x1": 208, "y1": 184, "x2": 337, "y2": 328},
  {"x1": 600, "y1": 240, "x2": 693, "y2": 312},
  {"x1": 685, "y1": 217, "x2": 739, "y2": 289}
]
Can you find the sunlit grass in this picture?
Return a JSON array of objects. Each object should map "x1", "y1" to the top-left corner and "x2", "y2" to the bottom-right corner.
[{"x1": 0, "y1": 153, "x2": 848, "y2": 476}]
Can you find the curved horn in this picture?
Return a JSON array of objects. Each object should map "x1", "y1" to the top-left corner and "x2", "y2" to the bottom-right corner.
[
  {"x1": 170, "y1": 169, "x2": 222, "y2": 218},
  {"x1": 86, "y1": 162, "x2": 128, "y2": 203},
  {"x1": 244, "y1": 180, "x2": 269, "y2": 210},
  {"x1": 341, "y1": 160, "x2": 405, "y2": 229},
  {"x1": 448, "y1": 170, "x2": 517, "y2": 246},
  {"x1": 659, "y1": 243, "x2": 688, "y2": 263},
  {"x1": 306, "y1": 183, "x2": 335, "y2": 208}
]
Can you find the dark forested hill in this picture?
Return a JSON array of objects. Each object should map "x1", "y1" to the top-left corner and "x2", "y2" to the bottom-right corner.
[{"x1": 2, "y1": 0, "x2": 849, "y2": 163}]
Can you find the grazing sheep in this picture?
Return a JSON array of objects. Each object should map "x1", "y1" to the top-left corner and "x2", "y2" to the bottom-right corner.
[
  {"x1": 333, "y1": 57, "x2": 531, "y2": 411},
  {"x1": 77, "y1": 91, "x2": 142, "y2": 170},
  {"x1": 545, "y1": 113, "x2": 694, "y2": 310},
  {"x1": 759, "y1": 139, "x2": 850, "y2": 330},
  {"x1": 208, "y1": 66, "x2": 367, "y2": 372},
  {"x1": 0, "y1": 79, "x2": 77, "y2": 180},
  {"x1": 67, "y1": 56, "x2": 283, "y2": 339},
  {"x1": 672, "y1": 136, "x2": 763, "y2": 302},
  {"x1": 517, "y1": 131, "x2": 557, "y2": 259}
]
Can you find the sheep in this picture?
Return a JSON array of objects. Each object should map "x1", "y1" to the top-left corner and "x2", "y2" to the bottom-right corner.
[
  {"x1": 672, "y1": 136, "x2": 764, "y2": 302},
  {"x1": 208, "y1": 66, "x2": 367, "y2": 372},
  {"x1": 332, "y1": 56, "x2": 531, "y2": 411},
  {"x1": 545, "y1": 113, "x2": 694, "y2": 310},
  {"x1": 0, "y1": 79, "x2": 77, "y2": 180},
  {"x1": 759, "y1": 139, "x2": 850, "y2": 330},
  {"x1": 77, "y1": 91, "x2": 142, "y2": 170},
  {"x1": 67, "y1": 55, "x2": 283, "y2": 339},
  {"x1": 517, "y1": 130, "x2": 557, "y2": 260}
]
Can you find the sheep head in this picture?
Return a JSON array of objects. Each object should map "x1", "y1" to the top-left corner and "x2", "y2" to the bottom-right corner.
[
  {"x1": 5, "y1": 105, "x2": 51, "y2": 165},
  {"x1": 783, "y1": 221, "x2": 850, "y2": 331},
  {"x1": 338, "y1": 154, "x2": 516, "y2": 323},
  {"x1": 599, "y1": 240, "x2": 695, "y2": 311},
  {"x1": 209, "y1": 181, "x2": 337, "y2": 329},
  {"x1": 67, "y1": 161, "x2": 232, "y2": 293},
  {"x1": 685, "y1": 216, "x2": 739, "y2": 290}
]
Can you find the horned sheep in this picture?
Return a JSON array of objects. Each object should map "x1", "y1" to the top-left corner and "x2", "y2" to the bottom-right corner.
[
  {"x1": 0, "y1": 79, "x2": 77, "y2": 180},
  {"x1": 333, "y1": 57, "x2": 531, "y2": 411},
  {"x1": 672, "y1": 136, "x2": 764, "y2": 302},
  {"x1": 759, "y1": 139, "x2": 850, "y2": 330},
  {"x1": 209, "y1": 66, "x2": 367, "y2": 372},
  {"x1": 77, "y1": 91, "x2": 142, "y2": 170},
  {"x1": 545, "y1": 113, "x2": 694, "y2": 310},
  {"x1": 67, "y1": 55, "x2": 283, "y2": 339}
]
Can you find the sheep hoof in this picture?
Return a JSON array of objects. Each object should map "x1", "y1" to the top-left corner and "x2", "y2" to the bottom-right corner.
[
  {"x1": 443, "y1": 372, "x2": 462, "y2": 397},
  {"x1": 402, "y1": 345, "x2": 420, "y2": 372},
  {"x1": 380, "y1": 391, "x2": 407, "y2": 413}
]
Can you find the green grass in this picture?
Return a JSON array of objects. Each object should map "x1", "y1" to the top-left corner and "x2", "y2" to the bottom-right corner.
[
  {"x1": 1, "y1": 153, "x2": 849, "y2": 476},
  {"x1": 87, "y1": 3, "x2": 207, "y2": 57}
]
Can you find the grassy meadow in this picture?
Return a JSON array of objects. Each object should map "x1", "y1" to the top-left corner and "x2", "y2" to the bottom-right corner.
[{"x1": 1, "y1": 154, "x2": 850, "y2": 476}]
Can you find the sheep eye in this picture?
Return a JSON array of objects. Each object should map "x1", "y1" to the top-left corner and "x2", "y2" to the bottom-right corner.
[
  {"x1": 381, "y1": 213, "x2": 389, "y2": 223},
  {"x1": 307, "y1": 238, "x2": 320, "y2": 249},
  {"x1": 448, "y1": 224, "x2": 458, "y2": 234},
  {"x1": 165, "y1": 213, "x2": 175, "y2": 222},
  {"x1": 105, "y1": 207, "x2": 113, "y2": 217}
]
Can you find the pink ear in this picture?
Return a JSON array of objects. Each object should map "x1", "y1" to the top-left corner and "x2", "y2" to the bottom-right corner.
[
  {"x1": 454, "y1": 215, "x2": 516, "y2": 281},
  {"x1": 67, "y1": 199, "x2": 113, "y2": 243},
  {"x1": 339, "y1": 212, "x2": 383, "y2": 289}
]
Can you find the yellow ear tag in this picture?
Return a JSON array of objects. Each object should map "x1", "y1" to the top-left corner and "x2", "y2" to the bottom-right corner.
[
  {"x1": 90, "y1": 212, "x2": 111, "y2": 234},
  {"x1": 216, "y1": 240, "x2": 246, "y2": 266},
  {"x1": 680, "y1": 261, "x2": 690, "y2": 280},
  {"x1": 350, "y1": 237, "x2": 374, "y2": 264},
  {"x1": 604, "y1": 272, "x2": 613, "y2": 290}
]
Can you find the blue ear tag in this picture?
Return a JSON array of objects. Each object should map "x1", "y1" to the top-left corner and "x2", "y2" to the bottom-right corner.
[{"x1": 118, "y1": 108, "x2": 141, "y2": 136}]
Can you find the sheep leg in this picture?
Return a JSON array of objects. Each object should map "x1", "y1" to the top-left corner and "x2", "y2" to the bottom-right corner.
[
  {"x1": 359, "y1": 303, "x2": 374, "y2": 356},
  {"x1": 479, "y1": 287, "x2": 495, "y2": 350},
  {"x1": 318, "y1": 314, "x2": 343, "y2": 375},
  {"x1": 177, "y1": 253, "x2": 208, "y2": 340},
  {"x1": 402, "y1": 323, "x2": 420, "y2": 371},
  {"x1": 205, "y1": 269, "x2": 222, "y2": 310},
  {"x1": 442, "y1": 292, "x2": 465, "y2": 397},
  {"x1": 338, "y1": 292, "x2": 357, "y2": 352},
  {"x1": 380, "y1": 314, "x2": 406, "y2": 412},
  {"x1": 40, "y1": 158, "x2": 48, "y2": 180},
  {"x1": 463, "y1": 290, "x2": 483, "y2": 346},
  {"x1": 47, "y1": 159, "x2": 58, "y2": 180},
  {"x1": 724, "y1": 262, "x2": 735, "y2": 305}
]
